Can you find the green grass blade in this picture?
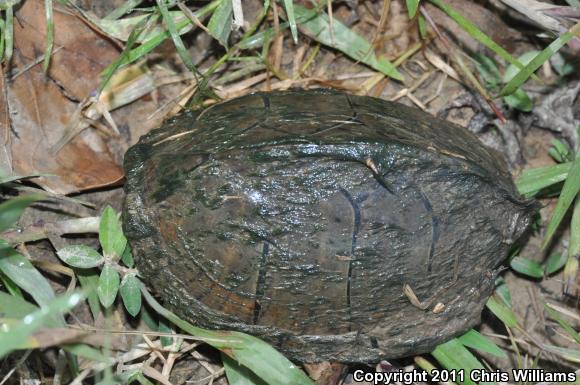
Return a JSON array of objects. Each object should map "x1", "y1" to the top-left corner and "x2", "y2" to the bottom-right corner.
[
  {"x1": 494, "y1": 278, "x2": 511, "y2": 306},
  {"x1": 542, "y1": 152, "x2": 580, "y2": 249},
  {"x1": 549, "y1": 138, "x2": 574, "y2": 163},
  {"x1": 293, "y1": 4, "x2": 403, "y2": 80},
  {"x1": 0, "y1": 270, "x2": 23, "y2": 297},
  {"x1": 428, "y1": 0, "x2": 537, "y2": 82},
  {"x1": 0, "y1": 18, "x2": 5, "y2": 63},
  {"x1": 282, "y1": 0, "x2": 298, "y2": 43},
  {"x1": 238, "y1": 26, "x2": 279, "y2": 49},
  {"x1": 418, "y1": 14, "x2": 427, "y2": 39},
  {"x1": 406, "y1": 0, "x2": 420, "y2": 18},
  {"x1": 157, "y1": 0, "x2": 199, "y2": 74},
  {"x1": 43, "y1": 0, "x2": 54, "y2": 72},
  {"x1": 432, "y1": 338, "x2": 490, "y2": 385},
  {"x1": 0, "y1": 193, "x2": 44, "y2": 233},
  {"x1": 0, "y1": 291, "x2": 43, "y2": 321},
  {"x1": 222, "y1": 352, "x2": 268, "y2": 385},
  {"x1": 544, "y1": 252, "x2": 567, "y2": 275},
  {"x1": 473, "y1": 54, "x2": 501, "y2": 87},
  {"x1": 158, "y1": 318, "x2": 174, "y2": 347},
  {"x1": 499, "y1": 21, "x2": 580, "y2": 97},
  {"x1": 457, "y1": 329, "x2": 507, "y2": 358},
  {"x1": 62, "y1": 343, "x2": 112, "y2": 363},
  {"x1": 97, "y1": 13, "x2": 153, "y2": 94},
  {"x1": 501, "y1": 51, "x2": 539, "y2": 83},
  {"x1": 4, "y1": 5, "x2": 13, "y2": 65},
  {"x1": 486, "y1": 295, "x2": 518, "y2": 328},
  {"x1": 0, "y1": 291, "x2": 84, "y2": 358},
  {"x1": 141, "y1": 287, "x2": 314, "y2": 385},
  {"x1": 544, "y1": 304, "x2": 580, "y2": 344},
  {"x1": 510, "y1": 256, "x2": 544, "y2": 278},
  {"x1": 208, "y1": 0, "x2": 233, "y2": 48},
  {"x1": 100, "y1": 1, "x2": 220, "y2": 75},
  {"x1": 104, "y1": 0, "x2": 143, "y2": 20},
  {"x1": 568, "y1": 195, "x2": 580, "y2": 260},
  {"x1": 89, "y1": 12, "x2": 157, "y2": 42},
  {"x1": 0, "y1": 241, "x2": 58, "y2": 311},
  {"x1": 515, "y1": 162, "x2": 571, "y2": 196}
]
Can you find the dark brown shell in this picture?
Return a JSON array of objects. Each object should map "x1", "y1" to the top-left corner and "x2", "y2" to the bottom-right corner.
[{"x1": 123, "y1": 89, "x2": 535, "y2": 363}]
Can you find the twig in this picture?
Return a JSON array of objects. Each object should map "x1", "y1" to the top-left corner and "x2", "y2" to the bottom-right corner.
[
  {"x1": 0, "y1": 350, "x2": 32, "y2": 385},
  {"x1": 1, "y1": 216, "x2": 100, "y2": 244}
]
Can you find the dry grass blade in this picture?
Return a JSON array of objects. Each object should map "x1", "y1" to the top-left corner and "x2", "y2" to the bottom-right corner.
[{"x1": 501, "y1": 0, "x2": 563, "y2": 32}]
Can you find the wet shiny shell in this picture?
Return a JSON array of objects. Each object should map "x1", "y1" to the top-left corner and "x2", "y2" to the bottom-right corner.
[{"x1": 123, "y1": 89, "x2": 535, "y2": 363}]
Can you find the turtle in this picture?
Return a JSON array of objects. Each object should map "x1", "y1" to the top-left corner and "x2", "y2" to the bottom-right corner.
[{"x1": 123, "y1": 88, "x2": 536, "y2": 363}]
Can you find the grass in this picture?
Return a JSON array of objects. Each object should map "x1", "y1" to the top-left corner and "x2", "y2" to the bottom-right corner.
[{"x1": 0, "y1": 0, "x2": 579, "y2": 384}]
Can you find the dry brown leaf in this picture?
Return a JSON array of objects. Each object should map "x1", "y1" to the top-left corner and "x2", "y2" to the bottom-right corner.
[{"x1": 6, "y1": 0, "x2": 123, "y2": 194}]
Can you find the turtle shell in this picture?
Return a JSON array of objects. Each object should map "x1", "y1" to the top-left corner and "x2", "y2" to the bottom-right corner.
[{"x1": 123, "y1": 89, "x2": 535, "y2": 363}]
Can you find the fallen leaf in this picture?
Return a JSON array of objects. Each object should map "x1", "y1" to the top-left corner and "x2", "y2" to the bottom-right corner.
[{"x1": 6, "y1": 0, "x2": 124, "y2": 194}]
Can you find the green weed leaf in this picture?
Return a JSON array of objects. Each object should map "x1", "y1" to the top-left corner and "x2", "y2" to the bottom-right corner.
[
  {"x1": 99, "y1": 206, "x2": 127, "y2": 260},
  {"x1": 207, "y1": 0, "x2": 233, "y2": 48},
  {"x1": 57, "y1": 245, "x2": 104, "y2": 268},
  {"x1": 121, "y1": 244, "x2": 135, "y2": 268},
  {"x1": 120, "y1": 273, "x2": 141, "y2": 316},
  {"x1": 503, "y1": 88, "x2": 532, "y2": 112},
  {"x1": 97, "y1": 264, "x2": 120, "y2": 308}
]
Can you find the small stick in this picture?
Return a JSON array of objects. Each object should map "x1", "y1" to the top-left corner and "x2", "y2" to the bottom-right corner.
[{"x1": 1, "y1": 216, "x2": 100, "y2": 245}]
